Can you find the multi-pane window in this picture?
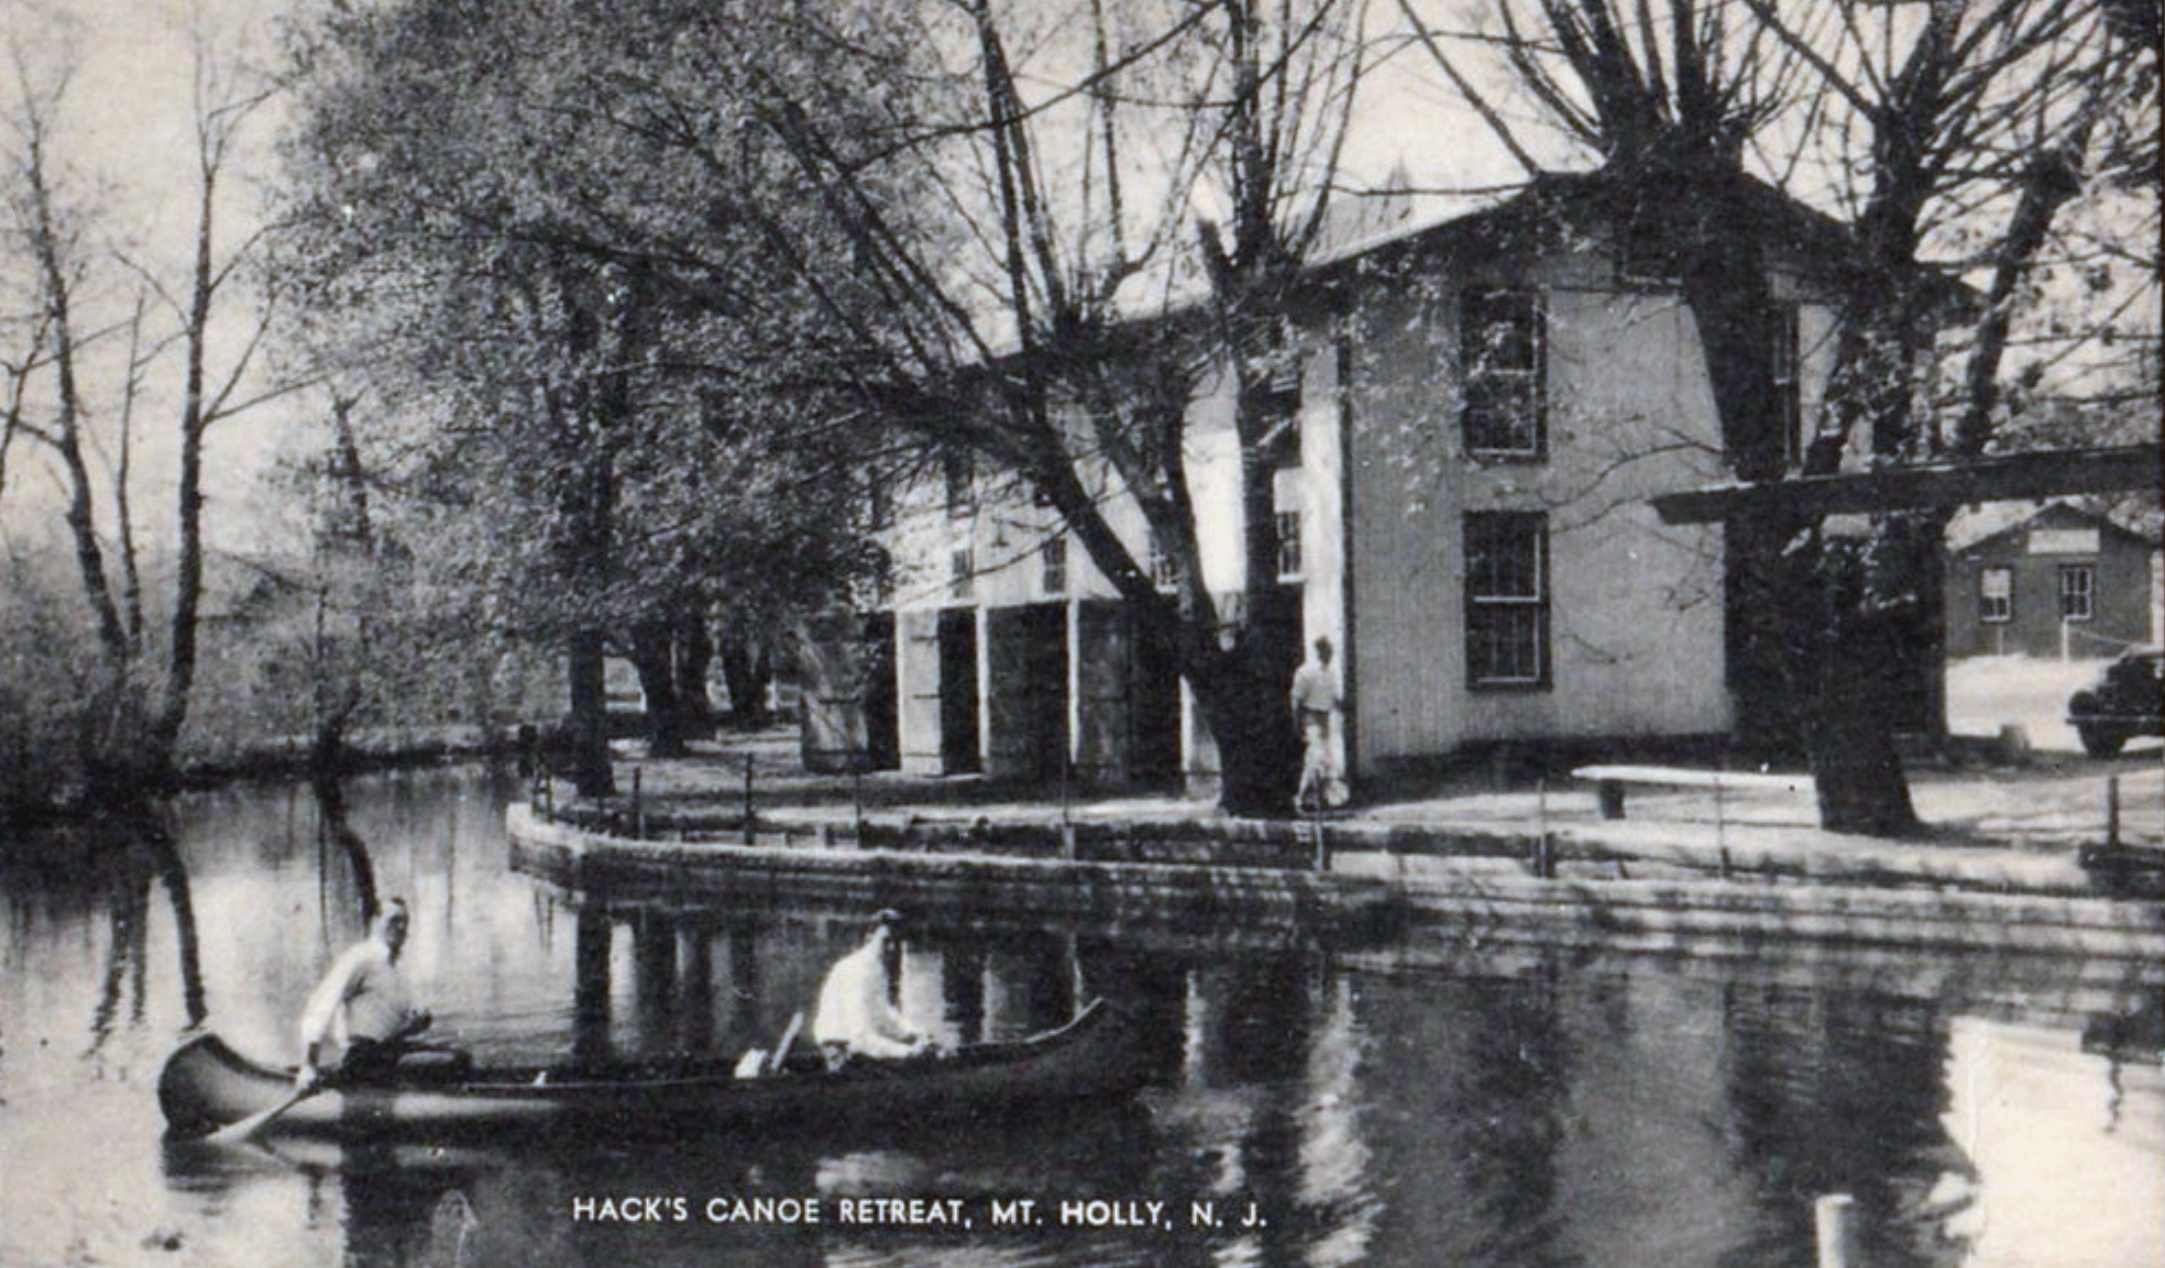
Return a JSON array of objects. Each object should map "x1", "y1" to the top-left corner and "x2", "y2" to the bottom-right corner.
[
  {"x1": 1978, "y1": 567, "x2": 2013, "y2": 624},
  {"x1": 1464, "y1": 512, "x2": 1549, "y2": 688},
  {"x1": 2058, "y1": 565, "x2": 2095, "y2": 621},
  {"x1": 1040, "y1": 538, "x2": 1067, "y2": 595},
  {"x1": 949, "y1": 548, "x2": 974, "y2": 601},
  {"x1": 1772, "y1": 304, "x2": 1803, "y2": 469},
  {"x1": 1275, "y1": 509, "x2": 1303, "y2": 582},
  {"x1": 1460, "y1": 289, "x2": 1545, "y2": 459},
  {"x1": 943, "y1": 449, "x2": 974, "y2": 518}
]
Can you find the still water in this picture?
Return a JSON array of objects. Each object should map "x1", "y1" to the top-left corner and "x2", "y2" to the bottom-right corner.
[{"x1": 2, "y1": 767, "x2": 2160, "y2": 1268}]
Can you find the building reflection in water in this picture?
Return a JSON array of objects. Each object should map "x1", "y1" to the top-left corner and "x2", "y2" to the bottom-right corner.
[{"x1": 12, "y1": 766, "x2": 2158, "y2": 1268}]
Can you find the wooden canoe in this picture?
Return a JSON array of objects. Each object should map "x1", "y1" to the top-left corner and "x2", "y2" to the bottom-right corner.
[{"x1": 159, "y1": 999, "x2": 1144, "y2": 1142}]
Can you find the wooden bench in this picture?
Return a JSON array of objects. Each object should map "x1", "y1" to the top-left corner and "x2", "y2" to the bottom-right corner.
[{"x1": 1572, "y1": 765, "x2": 1815, "y2": 821}]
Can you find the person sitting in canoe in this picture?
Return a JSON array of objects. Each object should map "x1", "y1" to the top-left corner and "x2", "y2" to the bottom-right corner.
[
  {"x1": 294, "y1": 898, "x2": 436, "y2": 1091},
  {"x1": 812, "y1": 909, "x2": 934, "y2": 1064}
]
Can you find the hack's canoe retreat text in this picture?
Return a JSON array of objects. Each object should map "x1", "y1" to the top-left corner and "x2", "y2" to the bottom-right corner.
[{"x1": 568, "y1": 1193, "x2": 1270, "y2": 1232}]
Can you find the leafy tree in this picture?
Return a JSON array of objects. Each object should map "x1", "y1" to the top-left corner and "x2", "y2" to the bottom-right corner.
[
  {"x1": 277, "y1": 0, "x2": 882, "y2": 794},
  {"x1": 431, "y1": 0, "x2": 1369, "y2": 812}
]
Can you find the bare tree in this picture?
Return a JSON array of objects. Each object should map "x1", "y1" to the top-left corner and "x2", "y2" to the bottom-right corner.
[
  {"x1": 699, "y1": 0, "x2": 1371, "y2": 811},
  {"x1": 1402, "y1": 0, "x2": 2153, "y2": 833},
  {"x1": 0, "y1": 10, "x2": 298, "y2": 796}
]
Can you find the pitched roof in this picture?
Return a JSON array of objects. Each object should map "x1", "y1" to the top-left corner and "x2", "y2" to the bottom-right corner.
[{"x1": 1948, "y1": 499, "x2": 2161, "y2": 552}]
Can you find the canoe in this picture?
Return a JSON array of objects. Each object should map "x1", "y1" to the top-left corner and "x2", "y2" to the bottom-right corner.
[{"x1": 159, "y1": 999, "x2": 1145, "y2": 1142}]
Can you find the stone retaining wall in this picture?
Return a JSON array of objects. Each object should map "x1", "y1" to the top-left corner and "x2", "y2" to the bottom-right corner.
[{"x1": 505, "y1": 806, "x2": 2165, "y2": 960}]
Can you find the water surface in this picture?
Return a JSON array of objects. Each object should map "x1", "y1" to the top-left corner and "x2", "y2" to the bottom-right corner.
[{"x1": 3, "y1": 767, "x2": 2158, "y2": 1267}]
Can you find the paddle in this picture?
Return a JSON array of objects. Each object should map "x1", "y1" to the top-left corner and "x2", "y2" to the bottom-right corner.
[
  {"x1": 205, "y1": 1077, "x2": 327, "y2": 1146},
  {"x1": 761, "y1": 1011, "x2": 806, "y2": 1076}
]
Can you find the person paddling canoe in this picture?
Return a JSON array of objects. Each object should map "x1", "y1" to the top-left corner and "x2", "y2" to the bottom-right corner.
[
  {"x1": 812, "y1": 909, "x2": 935, "y2": 1064},
  {"x1": 295, "y1": 898, "x2": 437, "y2": 1091}
]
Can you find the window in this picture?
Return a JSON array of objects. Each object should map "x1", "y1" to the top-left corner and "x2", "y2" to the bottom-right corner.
[
  {"x1": 1147, "y1": 529, "x2": 1179, "y2": 591},
  {"x1": 1040, "y1": 538, "x2": 1067, "y2": 595},
  {"x1": 1460, "y1": 289, "x2": 1545, "y2": 459},
  {"x1": 1772, "y1": 305, "x2": 1803, "y2": 469},
  {"x1": 867, "y1": 470, "x2": 893, "y2": 530},
  {"x1": 1464, "y1": 512, "x2": 1549, "y2": 688},
  {"x1": 2058, "y1": 565, "x2": 2094, "y2": 621},
  {"x1": 949, "y1": 548, "x2": 974, "y2": 600},
  {"x1": 1275, "y1": 509, "x2": 1303, "y2": 582},
  {"x1": 943, "y1": 449, "x2": 974, "y2": 518},
  {"x1": 1978, "y1": 567, "x2": 2013, "y2": 624}
]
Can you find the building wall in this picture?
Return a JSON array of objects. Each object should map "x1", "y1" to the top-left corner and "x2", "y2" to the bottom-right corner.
[
  {"x1": 1947, "y1": 509, "x2": 2159, "y2": 659},
  {"x1": 1345, "y1": 245, "x2": 1754, "y2": 770},
  {"x1": 872, "y1": 206, "x2": 1846, "y2": 786}
]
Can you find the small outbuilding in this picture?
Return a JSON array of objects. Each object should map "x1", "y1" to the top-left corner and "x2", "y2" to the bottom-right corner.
[{"x1": 1946, "y1": 502, "x2": 2161, "y2": 660}]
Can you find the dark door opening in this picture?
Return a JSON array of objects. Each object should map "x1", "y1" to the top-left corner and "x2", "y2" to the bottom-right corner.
[
  {"x1": 1129, "y1": 610, "x2": 1181, "y2": 786},
  {"x1": 938, "y1": 608, "x2": 981, "y2": 774},
  {"x1": 860, "y1": 612, "x2": 899, "y2": 770}
]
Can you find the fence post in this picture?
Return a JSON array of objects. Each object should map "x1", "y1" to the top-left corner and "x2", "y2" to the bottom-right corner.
[
  {"x1": 1535, "y1": 778, "x2": 1552, "y2": 879},
  {"x1": 1814, "y1": 1193, "x2": 1858, "y2": 1268},
  {"x1": 632, "y1": 766, "x2": 643, "y2": 839},
  {"x1": 2107, "y1": 775, "x2": 2121, "y2": 850},
  {"x1": 743, "y1": 752, "x2": 755, "y2": 846},
  {"x1": 1715, "y1": 765, "x2": 1732, "y2": 879},
  {"x1": 853, "y1": 763, "x2": 865, "y2": 848}
]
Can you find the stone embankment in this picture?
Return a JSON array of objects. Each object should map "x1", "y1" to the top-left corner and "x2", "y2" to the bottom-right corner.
[{"x1": 505, "y1": 758, "x2": 2165, "y2": 962}]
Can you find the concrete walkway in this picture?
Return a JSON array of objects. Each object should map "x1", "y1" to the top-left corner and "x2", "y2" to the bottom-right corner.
[{"x1": 542, "y1": 730, "x2": 2162, "y2": 897}]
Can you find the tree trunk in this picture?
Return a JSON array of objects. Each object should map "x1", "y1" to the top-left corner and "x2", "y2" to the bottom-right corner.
[
  {"x1": 565, "y1": 628, "x2": 615, "y2": 797},
  {"x1": 1183, "y1": 589, "x2": 1300, "y2": 817},
  {"x1": 629, "y1": 618, "x2": 688, "y2": 757},
  {"x1": 718, "y1": 630, "x2": 772, "y2": 729},
  {"x1": 1808, "y1": 537, "x2": 1920, "y2": 836},
  {"x1": 676, "y1": 606, "x2": 716, "y2": 738}
]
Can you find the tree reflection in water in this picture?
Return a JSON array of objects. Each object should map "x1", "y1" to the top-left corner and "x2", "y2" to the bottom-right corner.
[
  {"x1": 8, "y1": 770, "x2": 2157, "y2": 1268},
  {"x1": 54, "y1": 815, "x2": 211, "y2": 1059}
]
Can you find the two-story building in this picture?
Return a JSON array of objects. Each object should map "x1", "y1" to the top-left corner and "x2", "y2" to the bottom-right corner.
[{"x1": 812, "y1": 172, "x2": 1855, "y2": 795}]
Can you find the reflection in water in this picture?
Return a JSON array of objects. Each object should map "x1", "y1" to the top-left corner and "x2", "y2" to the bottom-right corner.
[
  {"x1": 1941, "y1": 1015, "x2": 2165, "y2": 1268},
  {"x1": 5, "y1": 768, "x2": 2163, "y2": 1268},
  {"x1": 313, "y1": 777, "x2": 381, "y2": 926},
  {"x1": 65, "y1": 818, "x2": 210, "y2": 1060}
]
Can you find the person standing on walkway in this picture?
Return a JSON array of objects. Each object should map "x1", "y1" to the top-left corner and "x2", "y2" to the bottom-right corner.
[
  {"x1": 813, "y1": 909, "x2": 932, "y2": 1063},
  {"x1": 1291, "y1": 636, "x2": 1349, "y2": 811},
  {"x1": 295, "y1": 898, "x2": 434, "y2": 1090}
]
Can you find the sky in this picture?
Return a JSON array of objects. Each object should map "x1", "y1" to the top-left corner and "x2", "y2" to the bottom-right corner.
[
  {"x1": 1, "y1": 0, "x2": 298, "y2": 561},
  {"x1": 7, "y1": 0, "x2": 2147, "y2": 575},
  {"x1": 0, "y1": 0, "x2": 1550, "y2": 567}
]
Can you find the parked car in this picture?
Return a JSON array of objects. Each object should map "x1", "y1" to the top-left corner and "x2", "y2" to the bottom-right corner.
[{"x1": 2067, "y1": 646, "x2": 2164, "y2": 757}]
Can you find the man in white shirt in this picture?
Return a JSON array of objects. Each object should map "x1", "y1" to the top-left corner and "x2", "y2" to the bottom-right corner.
[
  {"x1": 1290, "y1": 635, "x2": 1348, "y2": 811},
  {"x1": 295, "y1": 898, "x2": 433, "y2": 1089},
  {"x1": 812, "y1": 910, "x2": 931, "y2": 1062}
]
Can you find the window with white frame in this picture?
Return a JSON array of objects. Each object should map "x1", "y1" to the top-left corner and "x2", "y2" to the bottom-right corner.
[
  {"x1": 1275, "y1": 509, "x2": 1303, "y2": 582},
  {"x1": 1040, "y1": 538, "x2": 1067, "y2": 595},
  {"x1": 949, "y1": 548, "x2": 974, "y2": 600},
  {"x1": 1460, "y1": 289, "x2": 1545, "y2": 459},
  {"x1": 1772, "y1": 304, "x2": 1803, "y2": 469},
  {"x1": 1465, "y1": 512, "x2": 1549, "y2": 688},
  {"x1": 2058, "y1": 565, "x2": 2094, "y2": 621},
  {"x1": 1978, "y1": 567, "x2": 2013, "y2": 623}
]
